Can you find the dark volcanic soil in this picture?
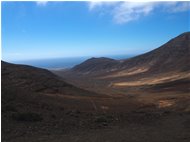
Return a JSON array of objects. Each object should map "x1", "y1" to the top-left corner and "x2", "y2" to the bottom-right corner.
[{"x1": 2, "y1": 82, "x2": 190, "y2": 142}]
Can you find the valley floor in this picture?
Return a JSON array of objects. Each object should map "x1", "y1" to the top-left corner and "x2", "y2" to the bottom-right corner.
[
  {"x1": 2, "y1": 85, "x2": 190, "y2": 142},
  {"x1": 2, "y1": 110, "x2": 190, "y2": 142}
]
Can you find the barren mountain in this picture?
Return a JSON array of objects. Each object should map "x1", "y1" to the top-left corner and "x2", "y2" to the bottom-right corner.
[
  {"x1": 70, "y1": 32, "x2": 190, "y2": 75},
  {"x1": 2, "y1": 60, "x2": 190, "y2": 142},
  {"x1": 2, "y1": 61, "x2": 101, "y2": 96},
  {"x1": 54, "y1": 32, "x2": 190, "y2": 95},
  {"x1": 72, "y1": 57, "x2": 119, "y2": 74},
  {"x1": 117, "y1": 31, "x2": 190, "y2": 73}
]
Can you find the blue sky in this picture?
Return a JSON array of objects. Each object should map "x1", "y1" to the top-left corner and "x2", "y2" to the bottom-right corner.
[{"x1": 2, "y1": 1, "x2": 190, "y2": 61}]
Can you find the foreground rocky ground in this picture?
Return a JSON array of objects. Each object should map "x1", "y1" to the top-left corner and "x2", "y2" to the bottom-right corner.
[
  {"x1": 2, "y1": 84, "x2": 190, "y2": 142},
  {"x1": 3, "y1": 113, "x2": 190, "y2": 142}
]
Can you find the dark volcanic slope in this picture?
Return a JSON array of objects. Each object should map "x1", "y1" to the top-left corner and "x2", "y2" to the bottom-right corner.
[
  {"x1": 53, "y1": 32, "x2": 190, "y2": 95},
  {"x1": 70, "y1": 32, "x2": 190, "y2": 75},
  {"x1": 72, "y1": 57, "x2": 119, "y2": 74},
  {"x1": 1, "y1": 61, "x2": 100, "y2": 96},
  {"x1": 118, "y1": 32, "x2": 190, "y2": 73}
]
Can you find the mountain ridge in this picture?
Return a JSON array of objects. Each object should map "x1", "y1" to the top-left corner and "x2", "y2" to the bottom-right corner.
[
  {"x1": 69, "y1": 32, "x2": 190, "y2": 75},
  {"x1": 1, "y1": 61, "x2": 102, "y2": 97},
  {"x1": 53, "y1": 32, "x2": 190, "y2": 95}
]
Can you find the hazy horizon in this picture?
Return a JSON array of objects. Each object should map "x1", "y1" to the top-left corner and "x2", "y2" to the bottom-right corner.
[
  {"x1": 2, "y1": 1, "x2": 189, "y2": 61},
  {"x1": 6, "y1": 53, "x2": 135, "y2": 69}
]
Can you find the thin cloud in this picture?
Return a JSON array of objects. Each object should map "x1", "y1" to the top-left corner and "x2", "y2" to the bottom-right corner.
[
  {"x1": 88, "y1": 1, "x2": 190, "y2": 24},
  {"x1": 113, "y1": 2, "x2": 154, "y2": 24},
  {"x1": 88, "y1": 1, "x2": 117, "y2": 11},
  {"x1": 165, "y1": 2, "x2": 190, "y2": 13},
  {"x1": 36, "y1": 1, "x2": 48, "y2": 6}
]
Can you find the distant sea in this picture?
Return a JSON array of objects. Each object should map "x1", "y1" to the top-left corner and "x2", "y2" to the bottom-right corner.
[{"x1": 10, "y1": 54, "x2": 135, "y2": 70}]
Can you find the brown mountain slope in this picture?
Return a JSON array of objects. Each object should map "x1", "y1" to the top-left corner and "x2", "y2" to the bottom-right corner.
[
  {"x1": 70, "y1": 32, "x2": 190, "y2": 75},
  {"x1": 54, "y1": 32, "x2": 190, "y2": 95},
  {"x1": 118, "y1": 31, "x2": 190, "y2": 73},
  {"x1": 1, "y1": 61, "x2": 102, "y2": 96},
  {"x1": 72, "y1": 57, "x2": 119, "y2": 74}
]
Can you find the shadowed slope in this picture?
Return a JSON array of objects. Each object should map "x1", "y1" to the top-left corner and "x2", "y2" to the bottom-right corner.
[
  {"x1": 71, "y1": 32, "x2": 190, "y2": 75},
  {"x1": 1, "y1": 61, "x2": 101, "y2": 96},
  {"x1": 54, "y1": 32, "x2": 190, "y2": 95},
  {"x1": 72, "y1": 57, "x2": 119, "y2": 74},
  {"x1": 118, "y1": 32, "x2": 190, "y2": 73}
]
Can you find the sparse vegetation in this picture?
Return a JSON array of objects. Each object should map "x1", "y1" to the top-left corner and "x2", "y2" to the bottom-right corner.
[
  {"x1": 12, "y1": 112, "x2": 43, "y2": 122},
  {"x1": 3, "y1": 104, "x2": 17, "y2": 112},
  {"x1": 94, "y1": 115, "x2": 114, "y2": 124}
]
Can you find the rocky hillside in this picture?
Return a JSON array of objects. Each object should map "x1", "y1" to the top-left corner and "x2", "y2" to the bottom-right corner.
[
  {"x1": 118, "y1": 32, "x2": 190, "y2": 73},
  {"x1": 72, "y1": 57, "x2": 119, "y2": 74},
  {"x1": 1, "y1": 61, "x2": 100, "y2": 96},
  {"x1": 69, "y1": 32, "x2": 190, "y2": 75}
]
